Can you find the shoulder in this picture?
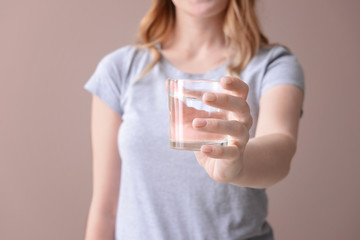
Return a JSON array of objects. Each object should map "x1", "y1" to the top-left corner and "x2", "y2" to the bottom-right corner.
[
  {"x1": 241, "y1": 45, "x2": 305, "y2": 99},
  {"x1": 97, "y1": 44, "x2": 151, "y2": 70},
  {"x1": 252, "y1": 45, "x2": 299, "y2": 66},
  {"x1": 93, "y1": 44, "x2": 153, "y2": 82},
  {"x1": 245, "y1": 45, "x2": 304, "y2": 77}
]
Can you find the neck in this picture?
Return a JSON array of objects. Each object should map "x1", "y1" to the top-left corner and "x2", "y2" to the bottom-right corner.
[{"x1": 163, "y1": 10, "x2": 226, "y2": 55}]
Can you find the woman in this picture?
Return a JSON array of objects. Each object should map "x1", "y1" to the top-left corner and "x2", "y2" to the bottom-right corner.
[{"x1": 84, "y1": 0, "x2": 304, "y2": 239}]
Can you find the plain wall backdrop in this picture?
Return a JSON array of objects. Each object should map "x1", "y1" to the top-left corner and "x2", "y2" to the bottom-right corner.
[{"x1": 1, "y1": 0, "x2": 359, "y2": 239}]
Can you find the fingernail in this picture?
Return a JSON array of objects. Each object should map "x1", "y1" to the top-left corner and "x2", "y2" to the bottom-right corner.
[
  {"x1": 222, "y1": 77, "x2": 232, "y2": 85},
  {"x1": 204, "y1": 93, "x2": 216, "y2": 102},
  {"x1": 193, "y1": 119, "x2": 207, "y2": 128},
  {"x1": 201, "y1": 145, "x2": 213, "y2": 153}
]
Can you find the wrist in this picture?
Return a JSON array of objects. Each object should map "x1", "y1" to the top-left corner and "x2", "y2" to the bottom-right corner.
[{"x1": 228, "y1": 151, "x2": 248, "y2": 187}]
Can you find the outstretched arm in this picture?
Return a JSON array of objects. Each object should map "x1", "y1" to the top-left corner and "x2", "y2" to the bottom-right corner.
[
  {"x1": 234, "y1": 84, "x2": 304, "y2": 188},
  {"x1": 194, "y1": 77, "x2": 304, "y2": 189}
]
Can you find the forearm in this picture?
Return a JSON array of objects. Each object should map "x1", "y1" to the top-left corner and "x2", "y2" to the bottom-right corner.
[
  {"x1": 231, "y1": 133, "x2": 297, "y2": 189},
  {"x1": 84, "y1": 204, "x2": 116, "y2": 240}
]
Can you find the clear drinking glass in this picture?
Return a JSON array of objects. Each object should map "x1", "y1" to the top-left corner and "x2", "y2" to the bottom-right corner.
[{"x1": 167, "y1": 78, "x2": 229, "y2": 151}]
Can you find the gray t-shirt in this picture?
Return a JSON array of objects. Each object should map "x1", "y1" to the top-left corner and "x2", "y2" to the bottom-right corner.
[{"x1": 84, "y1": 44, "x2": 304, "y2": 240}]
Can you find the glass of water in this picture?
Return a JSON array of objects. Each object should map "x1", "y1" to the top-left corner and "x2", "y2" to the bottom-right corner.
[{"x1": 167, "y1": 78, "x2": 229, "y2": 151}]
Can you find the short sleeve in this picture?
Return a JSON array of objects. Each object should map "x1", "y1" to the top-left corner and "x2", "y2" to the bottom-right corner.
[
  {"x1": 83, "y1": 56, "x2": 123, "y2": 116},
  {"x1": 260, "y1": 46, "x2": 305, "y2": 97}
]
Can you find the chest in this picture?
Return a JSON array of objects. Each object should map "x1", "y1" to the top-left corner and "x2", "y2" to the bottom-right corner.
[{"x1": 118, "y1": 74, "x2": 170, "y2": 155}]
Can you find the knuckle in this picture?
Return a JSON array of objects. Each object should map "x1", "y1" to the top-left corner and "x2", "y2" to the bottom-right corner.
[
  {"x1": 244, "y1": 101, "x2": 250, "y2": 113},
  {"x1": 236, "y1": 99, "x2": 249, "y2": 115},
  {"x1": 248, "y1": 115, "x2": 253, "y2": 128},
  {"x1": 233, "y1": 121, "x2": 243, "y2": 136},
  {"x1": 232, "y1": 135, "x2": 248, "y2": 151},
  {"x1": 243, "y1": 83, "x2": 249, "y2": 94},
  {"x1": 236, "y1": 112, "x2": 252, "y2": 130}
]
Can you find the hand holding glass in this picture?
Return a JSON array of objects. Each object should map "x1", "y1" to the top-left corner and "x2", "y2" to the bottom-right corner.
[{"x1": 167, "y1": 79, "x2": 230, "y2": 151}]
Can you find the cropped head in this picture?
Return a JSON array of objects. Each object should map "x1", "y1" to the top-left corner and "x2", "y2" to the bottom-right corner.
[
  {"x1": 171, "y1": 0, "x2": 230, "y2": 19},
  {"x1": 136, "y1": 0, "x2": 269, "y2": 79}
]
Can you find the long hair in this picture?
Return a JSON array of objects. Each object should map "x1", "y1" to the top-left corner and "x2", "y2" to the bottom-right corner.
[{"x1": 135, "y1": 0, "x2": 269, "y2": 81}]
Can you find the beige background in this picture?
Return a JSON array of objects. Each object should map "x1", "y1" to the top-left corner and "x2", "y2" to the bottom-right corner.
[{"x1": 1, "y1": 0, "x2": 359, "y2": 239}]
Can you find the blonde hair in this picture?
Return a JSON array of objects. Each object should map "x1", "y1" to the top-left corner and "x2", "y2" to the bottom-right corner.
[{"x1": 135, "y1": 0, "x2": 269, "y2": 81}]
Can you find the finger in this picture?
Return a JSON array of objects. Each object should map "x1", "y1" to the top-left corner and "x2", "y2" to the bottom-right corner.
[
  {"x1": 203, "y1": 92, "x2": 250, "y2": 114},
  {"x1": 200, "y1": 145, "x2": 239, "y2": 160},
  {"x1": 202, "y1": 93, "x2": 252, "y2": 129},
  {"x1": 194, "y1": 151, "x2": 207, "y2": 167},
  {"x1": 220, "y1": 76, "x2": 249, "y2": 100},
  {"x1": 192, "y1": 118, "x2": 249, "y2": 138}
]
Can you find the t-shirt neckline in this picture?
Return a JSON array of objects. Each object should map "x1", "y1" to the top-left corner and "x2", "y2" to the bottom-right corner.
[{"x1": 155, "y1": 44, "x2": 227, "y2": 79}]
